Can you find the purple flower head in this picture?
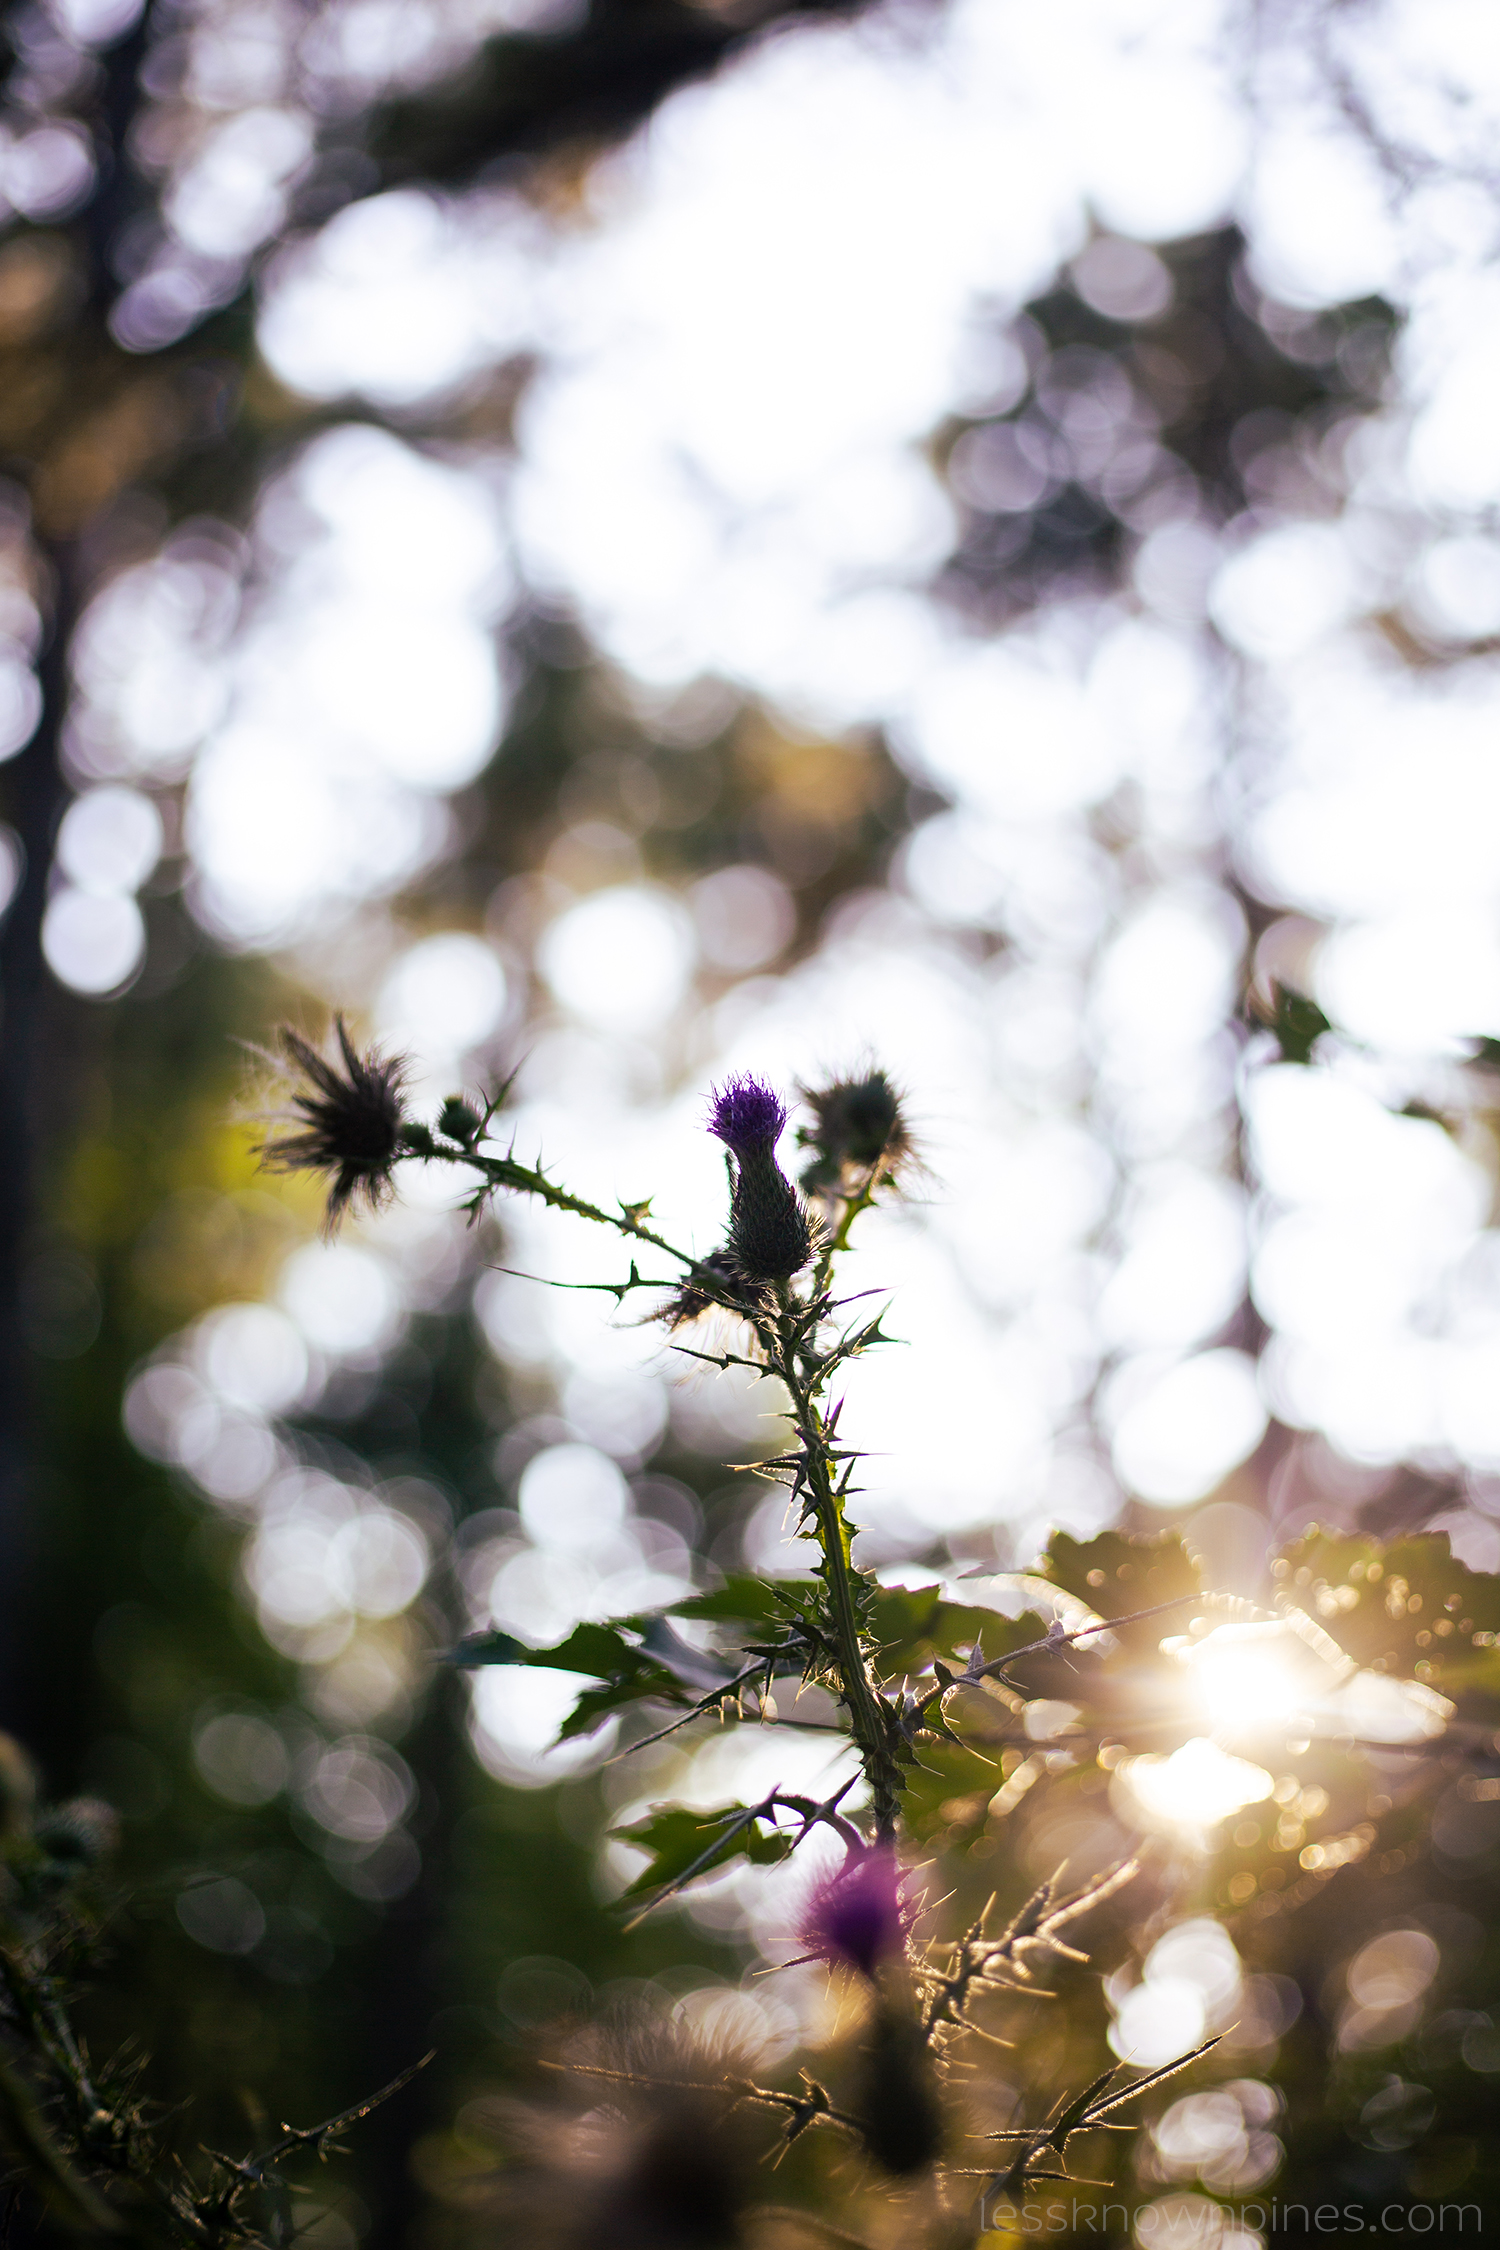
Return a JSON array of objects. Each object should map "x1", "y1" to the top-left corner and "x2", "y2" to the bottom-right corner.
[
  {"x1": 707, "y1": 1074, "x2": 788, "y2": 1156},
  {"x1": 799, "y1": 1845, "x2": 906, "y2": 1979}
]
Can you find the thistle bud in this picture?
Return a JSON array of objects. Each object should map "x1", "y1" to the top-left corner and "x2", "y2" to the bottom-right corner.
[
  {"x1": 858, "y1": 2007, "x2": 943, "y2": 2176},
  {"x1": 707, "y1": 1075, "x2": 811, "y2": 1283},
  {"x1": 438, "y1": 1095, "x2": 483, "y2": 1146},
  {"x1": 797, "y1": 1068, "x2": 912, "y2": 1195}
]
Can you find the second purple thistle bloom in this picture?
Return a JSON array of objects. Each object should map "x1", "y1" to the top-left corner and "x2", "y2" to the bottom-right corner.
[{"x1": 799, "y1": 1845, "x2": 908, "y2": 1979}]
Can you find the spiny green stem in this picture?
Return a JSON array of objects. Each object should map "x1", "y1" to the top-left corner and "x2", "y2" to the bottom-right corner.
[
  {"x1": 1, "y1": 1944, "x2": 212, "y2": 2246},
  {"x1": 764, "y1": 1290, "x2": 903, "y2": 1840},
  {"x1": 410, "y1": 1142, "x2": 696, "y2": 1267},
  {"x1": 427, "y1": 1127, "x2": 903, "y2": 1830},
  {"x1": 829, "y1": 1168, "x2": 882, "y2": 1257},
  {"x1": 808, "y1": 1169, "x2": 882, "y2": 1301}
]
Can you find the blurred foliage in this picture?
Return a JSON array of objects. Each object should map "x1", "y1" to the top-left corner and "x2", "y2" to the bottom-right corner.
[
  {"x1": 934, "y1": 225, "x2": 1396, "y2": 629},
  {"x1": 0, "y1": 1, "x2": 913, "y2": 2241},
  {"x1": 366, "y1": 0, "x2": 874, "y2": 187},
  {"x1": 430, "y1": 1502, "x2": 1500, "y2": 2238}
]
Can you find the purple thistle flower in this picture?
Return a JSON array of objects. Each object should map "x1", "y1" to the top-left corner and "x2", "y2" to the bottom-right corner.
[
  {"x1": 706, "y1": 1074, "x2": 812, "y2": 1280},
  {"x1": 707, "y1": 1074, "x2": 788, "y2": 1156},
  {"x1": 799, "y1": 1845, "x2": 906, "y2": 1979}
]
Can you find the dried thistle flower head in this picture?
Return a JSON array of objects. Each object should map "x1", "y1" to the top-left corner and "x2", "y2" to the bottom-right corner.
[
  {"x1": 257, "y1": 1018, "x2": 411, "y2": 1232},
  {"x1": 797, "y1": 1067, "x2": 913, "y2": 1195},
  {"x1": 653, "y1": 1247, "x2": 755, "y2": 1332},
  {"x1": 495, "y1": 2012, "x2": 756, "y2": 2250},
  {"x1": 706, "y1": 1075, "x2": 811, "y2": 1283}
]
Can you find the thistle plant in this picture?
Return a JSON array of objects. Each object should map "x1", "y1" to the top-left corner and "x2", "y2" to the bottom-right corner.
[
  {"x1": 245, "y1": 1024, "x2": 1237, "y2": 2239},
  {"x1": 11, "y1": 1016, "x2": 1499, "y2": 2237}
]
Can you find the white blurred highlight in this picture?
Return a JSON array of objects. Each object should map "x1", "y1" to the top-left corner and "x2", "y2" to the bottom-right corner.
[{"x1": 538, "y1": 886, "x2": 695, "y2": 1032}]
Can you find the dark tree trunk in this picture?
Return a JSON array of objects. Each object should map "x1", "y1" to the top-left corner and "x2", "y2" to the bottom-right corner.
[
  {"x1": 0, "y1": 0, "x2": 152, "y2": 1738},
  {"x1": 0, "y1": 549, "x2": 74, "y2": 1739}
]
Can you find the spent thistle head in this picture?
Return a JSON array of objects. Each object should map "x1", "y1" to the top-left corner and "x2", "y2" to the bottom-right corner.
[
  {"x1": 34, "y1": 1797, "x2": 120, "y2": 1874},
  {"x1": 654, "y1": 1247, "x2": 756, "y2": 1331},
  {"x1": 798, "y1": 1067, "x2": 913, "y2": 1194},
  {"x1": 497, "y1": 2013, "x2": 755, "y2": 2250},
  {"x1": 257, "y1": 1018, "x2": 411, "y2": 1232}
]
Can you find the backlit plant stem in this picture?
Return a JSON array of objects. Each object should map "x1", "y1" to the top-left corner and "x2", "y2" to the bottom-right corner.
[
  {"x1": 413, "y1": 1140, "x2": 904, "y2": 1834},
  {"x1": 460, "y1": 1149, "x2": 695, "y2": 1267},
  {"x1": 764, "y1": 1287, "x2": 903, "y2": 1840}
]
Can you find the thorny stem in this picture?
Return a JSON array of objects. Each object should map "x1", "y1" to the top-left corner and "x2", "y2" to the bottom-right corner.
[
  {"x1": 414, "y1": 1143, "x2": 697, "y2": 1269},
  {"x1": 761, "y1": 1286, "x2": 902, "y2": 1840},
  {"x1": 1, "y1": 1931, "x2": 429, "y2": 2245},
  {"x1": 824, "y1": 1166, "x2": 882, "y2": 1262},
  {"x1": 797, "y1": 1170, "x2": 907, "y2": 1835},
  {"x1": 0, "y1": 2051, "x2": 126, "y2": 2238},
  {"x1": 0, "y1": 1949, "x2": 95, "y2": 2106},
  {"x1": 416, "y1": 1130, "x2": 905, "y2": 1835},
  {"x1": 2, "y1": 1936, "x2": 212, "y2": 2245}
]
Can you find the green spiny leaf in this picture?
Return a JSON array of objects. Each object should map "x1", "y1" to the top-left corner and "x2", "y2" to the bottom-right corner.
[
  {"x1": 442, "y1": 1620, "x2": 687, "y2": 1739},
  {"x1": 867, "y1": 1585, "x2": 1048, "y2": 1680},
  {"x1": 1272, "y1": 1526, "x2": 1500, "y2": 1703},
  {"x1": 672, "y1": 1577, "x2": 818, "y2": 1628},
  {"x1": 1037, "y1": 1529, "x2": 1201, "y2": 1631},
  {"x1": 610, "y1": 1801, "x2": 791, "y2": 1903},
  {"x1": 1263, "y1": 980, "x2": 1332, "y2": 1065}
]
